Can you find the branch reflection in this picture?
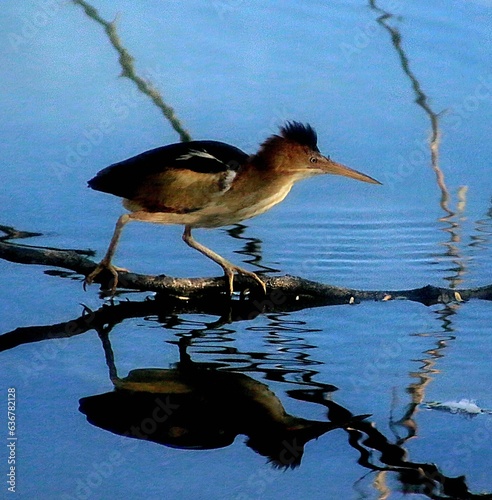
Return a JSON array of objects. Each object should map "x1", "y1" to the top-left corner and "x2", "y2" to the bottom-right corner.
[
  {"x1": 369, "y1": 0, "x2": 471, "y2": 291},
  {"x1": 72, "y1": 0, "x2": 192, "y2": 142},
  {"x1": 369, "y1": 0, "x2": 450, "y2": 213}
]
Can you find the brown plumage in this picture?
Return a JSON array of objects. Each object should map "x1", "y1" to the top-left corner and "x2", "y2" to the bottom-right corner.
[{"x1": 84, "y1": 122, "x2": 380, "y2": 294}]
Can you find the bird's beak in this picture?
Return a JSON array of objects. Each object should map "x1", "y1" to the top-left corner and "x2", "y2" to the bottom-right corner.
[{"x1": 320, "y1": 157, "x2": 381, "y2": 185}]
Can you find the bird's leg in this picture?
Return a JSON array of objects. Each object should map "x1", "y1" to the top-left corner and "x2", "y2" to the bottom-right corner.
[
  {"x1": 182, "y1": 225, "x2": 266, "y2": 295},
  {"x1": 84, "y1": 214, "x2": 131, "y2": 292}
]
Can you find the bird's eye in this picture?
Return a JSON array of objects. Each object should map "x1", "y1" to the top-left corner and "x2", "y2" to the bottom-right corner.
[{"x1": 309, "y1": 157, "x2": 318, "y2": 163}]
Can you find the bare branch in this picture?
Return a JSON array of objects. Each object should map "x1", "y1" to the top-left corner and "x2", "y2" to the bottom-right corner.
[{"x1": 1, "y1": 238, "x2": 491, "y2": 307}]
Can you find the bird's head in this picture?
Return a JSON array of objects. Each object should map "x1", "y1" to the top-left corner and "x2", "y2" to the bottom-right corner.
[{"x1": 255, "y1": 121, "x2": 381, "y2": 185}]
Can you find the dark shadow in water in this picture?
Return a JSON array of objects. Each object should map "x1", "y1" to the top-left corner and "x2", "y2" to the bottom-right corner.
[{"x1": 77, "y1": 335, "x2": 491, "y2": 498}]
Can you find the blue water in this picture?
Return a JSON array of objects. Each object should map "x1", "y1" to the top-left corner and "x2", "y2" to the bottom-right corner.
[{"x1": 1, "y1": 1, "x2": 492, "y2": 498}]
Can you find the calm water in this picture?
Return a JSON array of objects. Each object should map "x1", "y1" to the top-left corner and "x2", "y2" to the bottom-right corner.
[{"x1": 1, "y1": 1, "x2": 492, "y2": 499}]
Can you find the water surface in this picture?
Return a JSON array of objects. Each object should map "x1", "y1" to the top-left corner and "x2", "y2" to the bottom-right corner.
[{"x1": 1, "y1": 1, "x2": 492, "y2": 498}]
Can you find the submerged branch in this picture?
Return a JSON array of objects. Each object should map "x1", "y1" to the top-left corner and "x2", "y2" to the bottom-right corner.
[{"x1": 1, "y1": 238, "x2": 491, "y2": 307}]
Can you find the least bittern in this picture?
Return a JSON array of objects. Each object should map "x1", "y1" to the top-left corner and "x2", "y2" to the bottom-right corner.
[{"x1": 84, "y1": 122, "x2": 380, "y2": 294}]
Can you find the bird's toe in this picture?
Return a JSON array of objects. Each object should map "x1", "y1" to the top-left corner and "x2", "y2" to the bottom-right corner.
[
  {"x1": 248, "y1": 272, "x2": 267, "y2": 294},
  {"x1": 112, "y1": 264, "x2": 129, "y2": 273},
  {"x1": 230, "y1": 267, "x2": 266, "y2": 295},
  {"x1": 84, "y1": 261, "x2": 120, "y2": 293}
]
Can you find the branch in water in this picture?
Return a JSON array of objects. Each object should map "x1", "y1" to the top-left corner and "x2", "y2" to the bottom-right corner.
[{"x1": 1, "y1": 237, "x2": 491, "y2": 307}]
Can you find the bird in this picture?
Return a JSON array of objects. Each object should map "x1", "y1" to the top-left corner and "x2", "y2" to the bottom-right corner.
[{"x1": 84, "y1": 121, "x2": 380, "y2": 295}]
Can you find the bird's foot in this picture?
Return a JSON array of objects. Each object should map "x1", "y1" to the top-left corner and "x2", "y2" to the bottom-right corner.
[
  {"x1": 224, "y1": 265, "x2": 267, "y2": 296},
  {"x1": 83, "y1": 260, "x2": 128, "y2": 293}
]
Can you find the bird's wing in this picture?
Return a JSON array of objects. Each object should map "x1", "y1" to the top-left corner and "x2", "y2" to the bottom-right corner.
[{"x1": 88, "y1": 141, "x2": 249, "y2": 212}]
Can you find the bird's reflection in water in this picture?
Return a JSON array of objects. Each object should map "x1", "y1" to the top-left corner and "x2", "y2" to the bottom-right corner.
[
  {"x1": 79, "y1": 336, "x2": 338, "y2": 468},
  {"x1": 142, "y1": 303, "x2": 326, "y2": 388},
  {"x1": 78, "y1": 328, "x2": 489, "y2": 497}
]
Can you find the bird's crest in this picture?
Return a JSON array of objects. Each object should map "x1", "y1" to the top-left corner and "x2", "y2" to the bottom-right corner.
[{"x1": 280, "y1": 122, "x2": 319, "y2": 151}]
